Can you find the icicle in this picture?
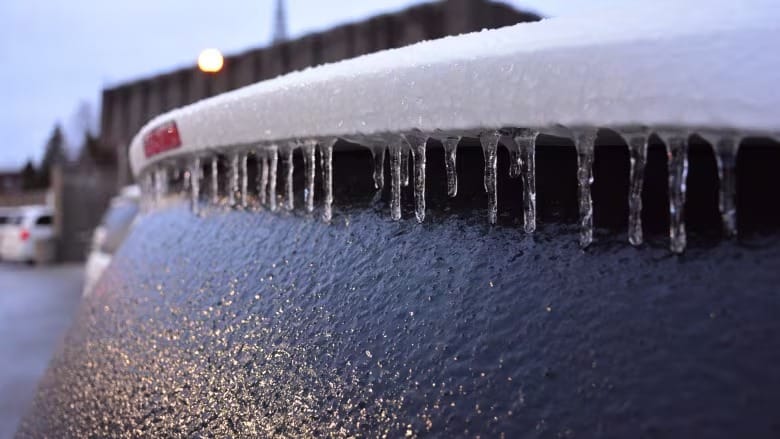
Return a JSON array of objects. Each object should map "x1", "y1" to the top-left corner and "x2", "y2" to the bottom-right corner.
[
  {"x1": 284, "y1": 145, "x2": 295, "y2": 211},
  {"x1": 401, "y1": 147, "x2": 410, "y2": 187},
  {"x1": 153, "y1": 167, "x2": 161, "y2": 204},
  {"x1": 573, "y1": 129, "x2": 598, "y2": 248},
  {"x1": 619, "y1": 131, "x2": 648, "y2": 246},
  {"x1": 257, "y1": 149, "x2": 269, "y2": 206},
  {"x1": 228, "y1": 152, "x2": 239, "y2": 207},
  {"x1": 500, "y1": 131, "x2": 522, "y2": 179},
  {"x1": 319, "y1": 139, "x2": 336, "y2": 222},
  {"x1": 240, "y1": 152, "x2": 248, "y2": 208},
  {"x1": 268, "y1": 146, "x2": 278, "y2": 212},
  {"x1": 152, "y1": 170, "x2": 158, "y2": 205},
  {"x1": 702, "y1": 134, "x2": 741, "y2": 237},
  {"x1": 371, "y1": 146, "x2": 386, "y2": 190},
  {"x1": 480, "y1": 131, "x2": 500, "y2": 225},
  {"x1": 189, "y1": 157, "x2": 201, "y2": 214},
  {"x1": 210, "y1": 156, "x2": 219, "y2": 204},
  {"x1": 404, "y1": 133, "x2": 428, "y2": 223},
  {"x1": 154, "y1": 165, "x2": 168, "y2": 205},
  {"x1": 183, "y1": 166, "x2": 191, "y2": 192},
  {"x1": 160, "y1": 166, "x2": 170, "y2": 196},
  {"x1": 442, "y1": 136, "x2": 460, "y2": 198},
  {"x1": 389, "y1": 140, "x2": 403, "y2": 221},
  {"x1": 515, "y1": 129, "x2": 539, "y2": 233},
  {"x1": 509, "y1": 148, "x2": 522, "y2": 178},
  {"x1": 142, "y1": 172, "x2": 153, "y2": 210},
  {"x1": 302, "y1": 141, "x2": 316, "y2": 213},
  {"x1": 658, "y1": 131, "x2": 689, "y2": 254}
]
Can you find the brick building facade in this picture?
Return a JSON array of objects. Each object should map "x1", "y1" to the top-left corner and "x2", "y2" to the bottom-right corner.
[{"x1": 100, "y1": 0, "x2": 540, "y2": 188}]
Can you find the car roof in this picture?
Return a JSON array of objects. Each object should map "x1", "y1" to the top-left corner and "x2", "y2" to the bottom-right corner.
[{"x1": 14, "y1": 205, "x2": 53, "y2": 217}]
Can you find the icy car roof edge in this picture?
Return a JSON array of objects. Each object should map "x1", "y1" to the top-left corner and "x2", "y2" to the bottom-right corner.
[{"x1": 129, "y1": 0, "x2": 780, "y2": 177}]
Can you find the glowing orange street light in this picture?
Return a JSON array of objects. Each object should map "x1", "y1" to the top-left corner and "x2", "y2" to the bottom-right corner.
[{"x1": 198, "y1": 49, "x2": 224, "y2": 73}]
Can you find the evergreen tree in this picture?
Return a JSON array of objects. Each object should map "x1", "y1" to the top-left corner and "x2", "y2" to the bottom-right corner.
[
  {"x1": 21, "y1": 160, "x2": 38, "y2": 190},
  {"x1": 38, "y1": 124, "x2": 67, "y2": 187},
  {"x1": 76, "y1": 133, "x2": 115, "y2": 167}
]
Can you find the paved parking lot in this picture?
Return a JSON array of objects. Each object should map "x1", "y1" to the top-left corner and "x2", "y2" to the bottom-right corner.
[{"x1": 0, "y1": 263, "x2": 83, "y2": 439}]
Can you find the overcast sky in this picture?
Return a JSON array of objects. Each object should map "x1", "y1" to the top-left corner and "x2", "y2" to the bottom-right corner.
[{"x1": 0, "y1": 0, "x2": 616, "y2": 169}]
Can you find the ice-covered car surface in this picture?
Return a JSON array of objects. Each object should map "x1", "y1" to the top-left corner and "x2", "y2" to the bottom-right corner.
[
  {"x1": 129, "y1": 0, "x2": 779, "y2": 173},
  {"x1": 83, "y1": 186, "x2": 141, "y2": 297},
  {"x1": 129, "y1": 0, "x2": 779, "y2": 254},
  {"x1": 18, "y1": 198, "x2": 780, "y2": 437},
  {"x1": 17, "y1": 0, "x2": 780, "y2": 437}
]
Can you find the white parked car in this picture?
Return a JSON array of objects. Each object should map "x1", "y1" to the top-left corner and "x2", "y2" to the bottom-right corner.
[
  {"x1": 0, "y1": 205, "x2": 55, "y2": 263},
  {"x1": 0, "y1": 207, "x2": 19, "y2": 259},
  {"x1": 83, "y1": 186, "x2": 140, "y2": 296}
]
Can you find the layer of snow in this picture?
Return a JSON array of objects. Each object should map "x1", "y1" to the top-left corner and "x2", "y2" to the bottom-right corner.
[{"x1": 129, "y1": 0, "x2": 780, "y2": 176}]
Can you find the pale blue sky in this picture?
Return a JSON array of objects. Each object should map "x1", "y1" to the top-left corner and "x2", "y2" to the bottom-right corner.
[{"x1": 0, "y1": 0, "x2": 615, "y2": 169}]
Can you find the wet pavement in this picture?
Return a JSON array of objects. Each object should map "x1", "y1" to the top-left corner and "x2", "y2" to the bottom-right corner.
[{"x1": 0, "y1": 263, "x2": 83, "y2": 439}]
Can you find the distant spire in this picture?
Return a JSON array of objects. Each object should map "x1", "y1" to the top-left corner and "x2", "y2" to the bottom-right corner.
[{"x1": 273, "y1": 0, "x2": 288, "y2": 44}]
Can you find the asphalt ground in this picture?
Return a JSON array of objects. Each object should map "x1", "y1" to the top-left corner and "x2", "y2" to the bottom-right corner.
[{"x1": 0, "y1": 263, "x2": 83, "y2": 439}]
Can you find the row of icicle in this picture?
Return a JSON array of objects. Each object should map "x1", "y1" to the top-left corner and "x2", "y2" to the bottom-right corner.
[
  {"x1": 141, "y1": 128, "x2": 746, "y2": 253},
  {"x1": 143, "y1": 138, "x2": 337, "y2": 221}
]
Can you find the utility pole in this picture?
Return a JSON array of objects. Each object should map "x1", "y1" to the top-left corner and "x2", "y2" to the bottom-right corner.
[{"x1": 273, "y1": 0, "x2": 288, "y2": 44}]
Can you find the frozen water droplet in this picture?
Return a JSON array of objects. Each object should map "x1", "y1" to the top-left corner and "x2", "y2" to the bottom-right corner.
[
  {"x1": 658, "y1": 131, "x2": 689, "y2": 254},
  {"x1": 371, "y1": 146, "x2": 386, "y2": 190},
  {"x1": 404, "y1": 132, "x2": 428, "y2": 223},
  {"x1": 284, "y1": 144, "x2": 295, "y2": 211},
  {"x1": 515, "y1": 129, "x2": 539, "y2": 233},
  {"x1": 389, "y1": 139, "x2": 403, "y2": 221},
  {"x1": 268, "y1": 145, "x2": 279, "y2": 212},
  {"x1": 189, "y1": 157, "x2": 201, "y2": 214},
  {"x1": 442, "y1": 136, "x2": 460, "y2": 198},
  {"x1": 320, "y1": 138, "x2": 336, "y2": 222},
  {"x1": 619, "y1": 130, "x2": 648, "y2": 246},
  {"x1": 210, "y1": 156, "x2": 219, "y2": 205},
  {"x1": 701, "y1": 133, "x2": 741, "y2": 238},
  {"x1": 479, "y1": 131, "x2": 500, "y2": 225},
  {"x1": 573, "y1": 129, "x2": 598, "y2": 248},
  {"x1": 302, "y1": 141, "x2": 316, "y2": 213}
]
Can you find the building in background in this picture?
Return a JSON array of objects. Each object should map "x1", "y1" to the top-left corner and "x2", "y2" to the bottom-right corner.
[
  {"x1": 99, "y1": 0, "x2": 541, "y2": 188},
  {"x1": 0, "y1": 171, "x2": 23, "y2": 194}
]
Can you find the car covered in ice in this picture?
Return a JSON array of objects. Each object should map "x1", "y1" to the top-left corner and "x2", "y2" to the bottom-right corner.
[{"x1": 18, "y1": 1, "x2": 780, "y2": 437}]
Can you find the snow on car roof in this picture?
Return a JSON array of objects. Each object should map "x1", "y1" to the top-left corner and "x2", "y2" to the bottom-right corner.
[{"x1": 129, "y1": 0, "x2": 780, "y2": 177}]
